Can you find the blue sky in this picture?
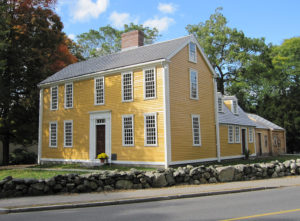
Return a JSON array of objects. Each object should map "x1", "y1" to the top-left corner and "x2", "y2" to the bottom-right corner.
[{"x1": 55, "y1": 0, "x2": 300, "y2": 45}]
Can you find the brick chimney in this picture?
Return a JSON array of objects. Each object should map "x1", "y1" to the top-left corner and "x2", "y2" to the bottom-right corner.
[{"x1": 121, "y1": 30, "x2": 144, "y2": 50}]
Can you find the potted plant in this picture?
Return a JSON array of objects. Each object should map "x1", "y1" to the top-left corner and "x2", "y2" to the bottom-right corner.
[{"x1": 97, "y1": 153, "x2": 108, "y2": 164}]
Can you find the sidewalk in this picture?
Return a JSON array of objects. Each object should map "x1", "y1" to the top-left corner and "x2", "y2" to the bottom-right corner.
[{"x1": 1, "y1": 176, "x2": 300, "y2": 214}]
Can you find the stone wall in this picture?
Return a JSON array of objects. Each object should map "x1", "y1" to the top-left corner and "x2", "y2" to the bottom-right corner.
[{"x1": 1, "y1": 159, "x2": 300, "y2": 198}]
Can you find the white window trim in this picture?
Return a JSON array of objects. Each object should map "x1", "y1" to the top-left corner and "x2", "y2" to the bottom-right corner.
[
  {"x1": 231, "y1": 100, "x2": 238, "y2": 115},
  {"x1": 143, "y1": 67, "x2": 157, "y2": 100},
  {"x1": 64, "y1": 82, "x2": 73, "y2": 109},
  {"x1": 189, "y1": 42, "x2": 197, "y2": 63},
  {"x1": 144, "y1": 112, "x2": 158, "y2": 147},
  {"x1": 121, "y1": 72, "x2": 133, "y2": 102},
  {"x1": 64, "y1": 120, "x2": 73, "y2": 148},
  {"x1": 235, "y1": 126, "x2": 240, "y2": 143},
  {"x1": 94, "y1": 77, "x2": 105, "y2": 105},
  {"x1": 190, "y1": 68, "x2": 199, "y2": 100},
  {"x1": 122, "y1": 114, "x2": 134, "y2": 147},
  {"x1": 50, "y1": 86, "x2": 58, "y2": 111},
  {"x1": 228, "y1": 125, "x2": 234, "y2": 144},
  {"x1": 249, "y1": 128, "x2": 254, "y2": 143},
  {"x1": 49, "y1": 121, "x2": 57, "y2": 148},
  {"x1": 192, "y1": 114, "x2": 201, "y2": 146}
]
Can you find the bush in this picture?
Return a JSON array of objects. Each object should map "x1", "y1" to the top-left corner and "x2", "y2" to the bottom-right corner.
[{"x1": 9, "y1": 148, "x2": 37, "y2": 165}]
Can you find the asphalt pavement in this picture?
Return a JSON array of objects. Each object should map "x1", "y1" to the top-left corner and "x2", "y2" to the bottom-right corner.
[{"x1": 1, "y1": 185, "x2": 300, "y2": 220}]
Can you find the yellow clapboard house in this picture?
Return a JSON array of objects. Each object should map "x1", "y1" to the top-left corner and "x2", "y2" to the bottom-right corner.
[{"x1": 38, "y1": 30, "x2": 220, "y2": 168}]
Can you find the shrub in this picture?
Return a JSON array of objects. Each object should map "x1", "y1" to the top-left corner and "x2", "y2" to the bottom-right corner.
[{"x1": 9, "y1": 148, "x2": 37, "y2": 165}]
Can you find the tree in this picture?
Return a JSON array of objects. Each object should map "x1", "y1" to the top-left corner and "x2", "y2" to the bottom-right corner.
[
  {"x1": 186, "y1": 7, "x2": 267, "y2": 94},
  {"x1": 77, "y1": 23, "x2": 160, "y2": 59},
  {"x1": 0, "y1": 0, "x2": 77, "y2": 165}
]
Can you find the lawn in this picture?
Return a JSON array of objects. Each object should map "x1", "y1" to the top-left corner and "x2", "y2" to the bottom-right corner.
[
  {"x1": 31, "y1": 163, "x2": 156, "y2": 171},
  {"x1": 0, "y1": 169, "x2": 89, "y2": 180},
  {"x1": 196, "y1": 155, "x2": 300, "y2": 167}
]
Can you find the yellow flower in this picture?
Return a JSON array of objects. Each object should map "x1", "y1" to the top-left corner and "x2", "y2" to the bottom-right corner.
[{"x1": 97, "y1": 153, "x2": 108, "y2": 159}]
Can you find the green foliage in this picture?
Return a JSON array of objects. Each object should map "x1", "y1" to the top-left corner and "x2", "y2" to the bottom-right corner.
[
  {"x1": 9, "y1": 148, "x2": 37, "y2": 165},
  {"x1": 186, "y1": 7, "x2": 267, "y2": 94},
  {"x1": 77, "y1": 23, "x2": 160, "y2": 59},
  {"x1": 0, "y1": 0, "x2": 77, "y2": 165}
]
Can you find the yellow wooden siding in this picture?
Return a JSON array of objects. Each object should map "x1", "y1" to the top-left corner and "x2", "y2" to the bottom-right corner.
[
  {"x1": 219, "y1": 125, "x2": 255, "y2": 157},
  {"x1": 42, "y1": 66, "x2": 165, "y2": 162},
  {"x1": 169, "y1": 45, "x2": 217, "y2": 161},
  {"x1": 255, "y1": 128, "x2": 271, "y2": 155},
  {"x1": 272, "y1": 130, "x2": 286, "y2": 155}
]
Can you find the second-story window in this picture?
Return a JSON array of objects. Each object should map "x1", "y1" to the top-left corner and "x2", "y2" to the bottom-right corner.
[
  {"x1": 144, "y1": 68, "x2": 156, "y2": 99},
  {"x1": 95, "y1": 77, "x2": 104, "y2": 105},
  {"x1": 189, "y1": 42, "x2": 197, "y2": 63},
  {"x1": 65, "y1": 83, "x2": 73, "y2": 108},
  {"x1": 122, "y1": 72, "x2": 133, "y2": 102},
  {"x1": 50, "y1": 86, "x2": 58, "y2": 110},
  {"x1": 190, "y1": 69, "x2": 198, "y2": 100}
]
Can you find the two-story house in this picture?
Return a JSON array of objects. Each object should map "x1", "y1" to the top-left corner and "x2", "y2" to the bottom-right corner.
[{"x1": 37, "y1": 30, "x2": 220, "y2": 168}]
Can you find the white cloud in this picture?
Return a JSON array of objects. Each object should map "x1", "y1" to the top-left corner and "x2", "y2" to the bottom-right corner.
[
  {"x1": 68, "y1": 34, "x2": 76, "y2": 40},
  {"x1": 72, "y1": 0, "x2": 109, "y2": 21},
  {"x1": 144, "y1": 16, "x2": 174, "y2": 32},
  {"x1": 158, "y1": 3, "x2": 177, "y2": 14},
  {"x1": 109, "y1": 11, "x2": 131, "y2": 29}
]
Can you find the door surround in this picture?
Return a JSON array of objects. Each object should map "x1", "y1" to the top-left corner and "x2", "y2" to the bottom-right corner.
[{"x1": 89, "y1": 110, "x2": 111, "y2": 163}]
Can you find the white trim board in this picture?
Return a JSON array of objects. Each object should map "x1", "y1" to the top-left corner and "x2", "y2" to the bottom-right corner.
[
  {"x1": 38, "y1": 89, "x2": 44, "y2": 164},
  {"x1": 111, "y1": 160, "x2": 165, "y2": 166}
]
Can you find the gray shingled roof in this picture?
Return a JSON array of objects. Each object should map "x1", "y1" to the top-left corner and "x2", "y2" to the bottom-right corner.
[
  {"x1": 39, "y1": 35, "x2": 192, "y2": 85},
  {"x1": 247, "y1": 113, "x2": 284, "y2": 130},
  {"x1": 218, "y1": 103, "x2": 256, "y2": 127}
]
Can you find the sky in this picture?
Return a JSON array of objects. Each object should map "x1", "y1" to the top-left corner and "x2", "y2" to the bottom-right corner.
[{"x1": 55, "y1": 0, "x2": 300, "y2": 45}]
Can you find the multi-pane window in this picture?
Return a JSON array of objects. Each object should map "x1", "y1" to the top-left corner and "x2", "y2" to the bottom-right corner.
[
  {"x1": 144, "y1": 113, "x2": 157, "y2": 146},
  {"x1": 49, "y1": 122, "x2": 57, "y2": 147},
  {"x1": 228, "y1": 125, "x2": 234, "y2": 143},
  {"x1": 235, "y1": 126, "x2": 240, "y2": 143},
  {"x1": 122, "y1": 72, "x2": 133, "y2": 102},
  {"x1": 190, "y1": 69, "x2": 198, "y2": 99},
  {"x1": 189, "y1": 42, "x2": 197, "y2": 63},
  {"x1": 122, "y1": 115, "x2": 134, "y2": 146},
  {"x1": 218, "y1": 97, "x2": 223, "y2": 112},
  {"x1": 65, "y1": 83, "x2": 73, "y2": 108},
  {"x1": 144, "y1": 68, "x2": 156, "y2": 99},
  {"x1": 232, "y1": 100, "x2": 238, "y2": 114},
  {"x1": 64, "y1": 121, "x2": 73, "y2": 147},
  {"x1": 264, "y1": 135, "x2": 268, "y2": 147},
  {"x1": 51, "y1": 86, "x2": 58, "y2": 110},
  {"x1": 95, "y1": 77, "x2": 104, "y2": 105},
  {"x1": 249, "y1": 128, "x2": 254, "y2": 143},
  {"x1": 192, "y1": 115, "x2": 201, "y2": 146}
]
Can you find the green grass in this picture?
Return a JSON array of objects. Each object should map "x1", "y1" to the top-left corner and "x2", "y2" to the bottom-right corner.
[
  {"x1": 31, "y1": 163, "x2": 156, "y2": 171},
  {"x1": 193, "y1": 155, "x2": 300, "y2": 167},
  {"x1": 0, "y1": 169, "x2": 89, "y2": 180}
]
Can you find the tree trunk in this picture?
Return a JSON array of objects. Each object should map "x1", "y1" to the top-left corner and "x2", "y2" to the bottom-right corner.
[
  {"x1": 217, "y1": 77, "x2": 225, "y2": 94},
  {"x1": 2, "y1": 135, "x2": 10, "y2": 165}
]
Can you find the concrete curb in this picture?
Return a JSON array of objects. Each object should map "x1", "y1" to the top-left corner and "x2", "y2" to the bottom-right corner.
[{"x1": 1, "y1": 186, "x2": 278, "y2": 214}]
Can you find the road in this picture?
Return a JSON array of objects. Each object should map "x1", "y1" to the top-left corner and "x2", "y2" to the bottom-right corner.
[{"x1": 2, "y1": 186, "x2": 300, "y2": 221}]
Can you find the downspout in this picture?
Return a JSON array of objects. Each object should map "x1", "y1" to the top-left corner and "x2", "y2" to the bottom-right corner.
[
  {"x1": 213, "y1": 78, "x2": 221, "y2": 162},
  {"x1": 38, "y1": 88, "x2": 44, "y2": 164}
]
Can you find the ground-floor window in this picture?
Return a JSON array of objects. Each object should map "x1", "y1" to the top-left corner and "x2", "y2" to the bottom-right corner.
[
  {"x1": 122, "y1": 115, "x2": 134, "y2": 146},
  {"x1": 249, "y1": 128, "x2": 254, "y2": 143},
  {"x1": 64, "y1": 120, "x2": 73, "y2": 147},
  {"x1": 228, "y1": 125, "x2": 234, "y2": 143},
  {"x1": 235, "y1": 126, "x2": 240, "y2": 143},
  {"x1": 192, "y1": 115, "x2": 201, "y2": 146},
  {"x1": 49, "y1": 122, "x2": 57, "y2": 147},
  {"x1": 144, "y1": 113, "x2": 157, "y2": 146}
]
